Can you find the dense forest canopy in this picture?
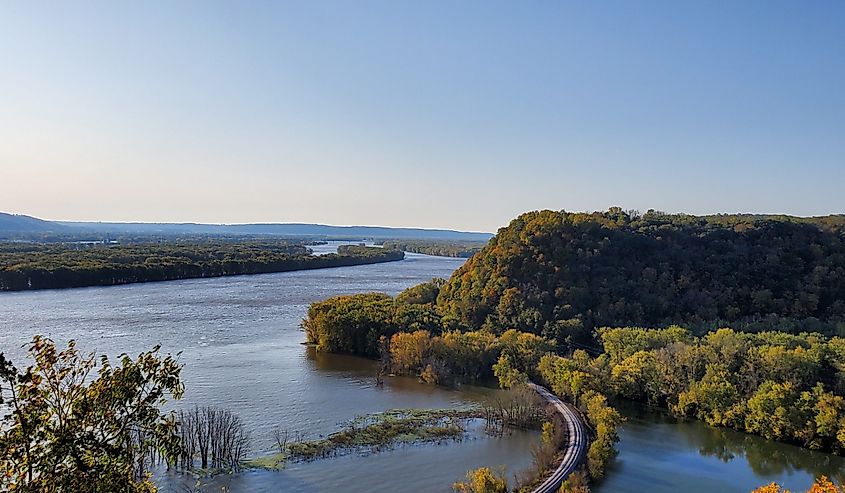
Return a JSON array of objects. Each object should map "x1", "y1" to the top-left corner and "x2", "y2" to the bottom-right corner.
[
  {"x1": 436, "y1": 209, "x2": 845, "y2": 342},
  {"x1": 0, "y1": 242, "x2": 403, "y2": 291}
]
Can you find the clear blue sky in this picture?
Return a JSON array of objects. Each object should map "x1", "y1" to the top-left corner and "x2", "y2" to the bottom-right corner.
[{"x1": 1, "y1": 1, "x2": 842, "y2": 232}]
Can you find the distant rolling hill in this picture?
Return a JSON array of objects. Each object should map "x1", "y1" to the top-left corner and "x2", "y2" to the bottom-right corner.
[
  {"x1": 59, "y1": 221, "x2": 492, "y2": 241},
  {"x1": 0, "y1": 212, "x2": 70, "y2": 234},
  {"x1": 0, "y1": 212, "x2": 492, "y2": 241}
]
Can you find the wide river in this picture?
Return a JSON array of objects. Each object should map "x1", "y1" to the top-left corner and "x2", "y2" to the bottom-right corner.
[
  {"x1": 1, "y1": 242, "x2": 843, "y2": 492},
  {"x1": 0, "y1": 244, "x2": 537, "y2": 492}
]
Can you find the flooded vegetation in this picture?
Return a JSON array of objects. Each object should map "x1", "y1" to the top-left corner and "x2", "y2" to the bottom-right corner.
[{"x1": 282, "y1": 408, "x2": 481, "y2": 461}]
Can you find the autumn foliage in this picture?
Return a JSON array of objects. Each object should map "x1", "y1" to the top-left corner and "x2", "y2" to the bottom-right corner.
[{"x1": 753, "y1": 476, "x2": 845, "y2": 493}]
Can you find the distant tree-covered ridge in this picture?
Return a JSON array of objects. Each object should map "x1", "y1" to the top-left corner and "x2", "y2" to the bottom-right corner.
[
  {"x1": 436, "y1": 208, "x2": 845, "y2": 341},
  {"x1": 379, "y1": 240, "x2": 485, "y2": 258},
  {"x1": 0, "y1": 242, "x2": 403, "y2": 291}
]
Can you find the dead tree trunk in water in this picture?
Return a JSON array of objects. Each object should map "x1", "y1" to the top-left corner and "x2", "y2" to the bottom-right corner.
[
  {"x1": 376, "y1": 335, "x2": 390, "y2": 386},
  {"x1": 176, "y1": 406, "x2": 251, "y2": 472}
]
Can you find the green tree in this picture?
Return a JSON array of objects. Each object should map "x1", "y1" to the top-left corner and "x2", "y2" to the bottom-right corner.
[
  {"x1": 582, "y1": 390, "x2": 622, "y2": 479},
  {"x1": 538, "y1": 354, "x2": 598, "y2": 405},
  {"x1": 498, "y1": 329, "x2": 553, "y2": 380},
  {"x1": 492, "y1": 354, "x2": 527, "y2": 389},
  {"x1": 0, "y1": 336, "x2": 183, "y2": 493},
  {"x1": 395, "y1": 278, "x2": 446, "y2": 304},
  {"x1": 674, "y1": 365, "x2": 744, "y2": 427},
  {"x1": 811, "y1": 386, "x2": 845, "y2": 451},
  {"x1": 745, "y1": 381, "x2": 805, "y2": 442},
  {"x1": 610, "y1": 350, "x2": 662, "y2": 404}
]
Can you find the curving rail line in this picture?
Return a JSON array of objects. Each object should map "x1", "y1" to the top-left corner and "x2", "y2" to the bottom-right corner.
[{"x1": 527, "y1": 382, "x2": 589, "y2": 493}]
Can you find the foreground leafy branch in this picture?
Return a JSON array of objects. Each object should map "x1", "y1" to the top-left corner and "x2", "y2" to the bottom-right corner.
[{"x1": 0, "y1": 337, "x2": 183, "y2": 493}]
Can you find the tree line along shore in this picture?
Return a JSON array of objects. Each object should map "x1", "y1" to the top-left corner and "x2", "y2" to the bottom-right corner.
[
  {"x1": 0, "y1": 242, "x2": 404, "y2": 291},
  {"x1": 379, "y1": 240, "x2": 485, "y2": 258}
]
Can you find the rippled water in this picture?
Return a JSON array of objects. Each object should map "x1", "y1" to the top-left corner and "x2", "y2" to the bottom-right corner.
[{"x1": 0, "y1": 244, "x2": 537, "y2": 492}]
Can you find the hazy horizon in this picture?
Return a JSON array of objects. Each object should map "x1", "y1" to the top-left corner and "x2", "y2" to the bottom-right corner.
[
  {"x1": 5, "y1": 206, "x2": 845, "y2": 236},
  {"x1": 2, "y1": 1, "x2": 843, "y2": 231},
  {"x1": 53, "y1": 214, "x2": 494, "y2": 233}
]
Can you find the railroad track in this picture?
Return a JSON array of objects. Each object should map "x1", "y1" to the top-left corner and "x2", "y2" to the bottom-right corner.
[{"x1": 527, "y1": 382, "x2": 589, "y2": 493}]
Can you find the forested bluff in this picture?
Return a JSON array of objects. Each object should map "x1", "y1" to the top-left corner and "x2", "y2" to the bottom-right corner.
[
  {"x1": 304, "y1": 209, "x2": 845, "y2": 490},
  {"x1": 0, "y1": 242, "x2": 403, "y2": 291}
]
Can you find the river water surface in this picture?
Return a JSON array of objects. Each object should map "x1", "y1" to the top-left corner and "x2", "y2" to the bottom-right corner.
[
  {"x1": 594, "y1": 401, "x2": 845, "y2": 493},
  {"x1": 1, "y1": 243, "x2": 843, "y2": 492},
  {"x1": 0, "y1": 244, "x2": 537, "y2": 492}
]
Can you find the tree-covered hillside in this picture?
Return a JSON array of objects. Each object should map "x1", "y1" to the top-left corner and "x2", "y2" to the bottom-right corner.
[
  {"x1": 302, "y1": 209, "x2": 845, "y2": 462},
  {"x1": 436, "y1": 209, "x2": 845, "y2": 341}
]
